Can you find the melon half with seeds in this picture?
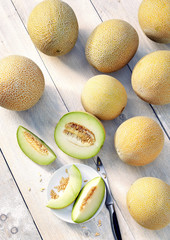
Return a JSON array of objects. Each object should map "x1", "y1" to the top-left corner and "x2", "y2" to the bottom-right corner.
[
  {"x1": 17, "y1": 126, "x2": 56, "y2": 165},
  {"x1": 54, "y1": 112, "x2": 105, "y2": 159},
  {"x1": 0, "y1": 55, "x2": 44, "y2": 111}
]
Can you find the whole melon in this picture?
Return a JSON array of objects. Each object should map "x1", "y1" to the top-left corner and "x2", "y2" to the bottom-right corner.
[
  {"x1": 27, "y1": 0, "x2": 78, "y2": 56},
  {"x1": 138, "y1": 0, "x2": 170, "y2": 43},
  {"x1": 81, "y1": 75, "x2": 127, "y2": 120},
  {"x1": 127, "y1": 177, "x2": 170, "y2": 230},
  {"x1": 132, "y1": 51, "x2": 170, "y2": 105},
  {"x1": 85, "y1": 19, "x2": 139, "y2": 73},
  {"x1": 114, "y1": 116, "x2": 164, "y2": 166},
  {"x1": 0, "y1": 55, "x2": 45, "y2": 111}
]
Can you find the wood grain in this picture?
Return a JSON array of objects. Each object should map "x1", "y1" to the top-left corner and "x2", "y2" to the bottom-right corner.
[
  {"x1": 91, "y1": 0, "x2": 170, "y2": 136},
  {"x1": 0, "y1": 151, "x2": 41, "y2": 240},
  {"x1": 0, "y1": 0, "x2": 169, "y2": 239}
]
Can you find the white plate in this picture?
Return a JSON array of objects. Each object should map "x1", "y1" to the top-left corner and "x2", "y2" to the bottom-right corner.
[{"x1": 47, "y1": 163, "x2": 106, "y2": 224}]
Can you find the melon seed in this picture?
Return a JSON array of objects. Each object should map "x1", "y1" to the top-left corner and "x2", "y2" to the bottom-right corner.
[
  {"x1": 63, "y1": 122, "x2": 96, "y2": 147},
  {"x1": 24, "y1": 131, "x2": 49, "y2": 155},
  {"x1": 80, "y1": 186, "x2": 97, "y2": 211}
]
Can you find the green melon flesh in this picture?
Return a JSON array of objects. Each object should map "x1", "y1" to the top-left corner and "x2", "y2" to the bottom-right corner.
[
  {"x1": 72, "y1": 177, "x2": 105, "y2": 223},
  {"x1": 17, "y1": 126, "x2": 56, "y2": 165},
  {"x1": 54, "y1": 112, "x2": 105, "y2": 159},
  {"x1": 47, "y1": 164, "x2": 82, "y2": 209}
]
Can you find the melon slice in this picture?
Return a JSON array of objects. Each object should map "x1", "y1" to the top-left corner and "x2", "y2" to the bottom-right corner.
[
  {"x1": 17, "y1": 126, "x2": 56, "y2": 165},
  {"x1": 54, "y1": 112, "x2": 105, "y2": 159},
  {"x1": 47, "y1": 164, "x2": 82, "y2": 209},
  {"x1": 72, "y1": 177, "x2": 105, "y2": 223}
]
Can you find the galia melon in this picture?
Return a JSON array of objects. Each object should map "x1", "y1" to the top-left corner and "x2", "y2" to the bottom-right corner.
[
  {"x1": 85, "y1": 19, "x2": 139, "y2": 73},
  {"x1": 81, "y1": 75, "x2": 127, "y2": 120},
  {"x1": 138, "y1": 0, "x2": 170, "y2": 43},
  {"x1": 132, "y1": 51, "x2": 170, "y2": 105},
  {"x1": 0, "y1": 55, "x2": 44, "y2": 111},
  {"x1": 54, "y1": 111, "x2": 105, "y2": 159},
  {"x1": 114, "y1": 116, "x2": 164, "y2": 166},
  {"x1": 17, "y1": 126, "x2": 56, "y2": 165},
  {"x1": 127, "y1": 177, "x2": 170, "y2": 230},
  {"x1": 47, "y1": 164, "x2": 82, "y2": 209},
  {"x1": 27, "y1": 0, "x2": 78, "y2": 56},
  {"x1": 72, "y1": 177, "x2": 105, "y2": 223}
]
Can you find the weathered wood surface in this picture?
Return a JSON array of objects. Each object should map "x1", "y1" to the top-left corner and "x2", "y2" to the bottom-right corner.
[
  {"x1": 0, "y1": 0, "x2": 169, "y2": 240},
  {"x1": 91, "y1": 0, "x2": 170, "y2": 136},
  {"x1": 0, "y1": 151, "x2": 41, "y2": 240}
]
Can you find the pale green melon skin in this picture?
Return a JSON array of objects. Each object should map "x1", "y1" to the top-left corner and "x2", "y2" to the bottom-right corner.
[
  {"x1": 17, "y1": 126, "x2": 56, "y2": 165},
  {"x1": 54, "y1": 111, "x2": 105, "y2": 159},
  {"x1": 47, "y1": 165, "x2": 82, "y2": 209},
  {"x1": 72, "y1": 177, "x2": 105, "y2": 223}
]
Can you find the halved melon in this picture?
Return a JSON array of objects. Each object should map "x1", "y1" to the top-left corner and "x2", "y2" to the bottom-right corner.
[
  {"x1": 54, "y1": 112, "x2": 105, "y2": 159},
  {"x1": 72, "y1": 177, "x2": 105, "y2": 223},
  {"x1": 47, "y1": 164, "x2": 82, "y2": 209},
  {"x1": 17, "y1": 126, "x2": 56, "y2": 165}
]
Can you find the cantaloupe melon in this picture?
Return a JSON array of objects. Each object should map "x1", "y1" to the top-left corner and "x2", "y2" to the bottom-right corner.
[
  {"x1": 127, "y1": 177, "x2": 170, "y2": 230},
  {"x1": 138, "y1": 0, "x2": 170, "y2": 43},
  {"x1": 85, "y1": 19, "x2": 139, "y2": 73},
  {"x1": 27, "y1": 0, "x2": 78, "y2": 56},
  {"x1": 81, "y1": 75, "x2": 127, "y2": 120},
  {"x1": 114, "y1": 116, "x2": 164, "y2": 166},
  {"x1": 132, "y1": 51, "x2": 170, "y2": 105},
  {"x1": 0, "y1": 55, "x2": 45, "y2": 111}
]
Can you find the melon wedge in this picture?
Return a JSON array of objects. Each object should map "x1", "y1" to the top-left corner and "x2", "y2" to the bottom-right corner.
[
  {"x1": 17, "y1": 126, "x2": 56, "y2": 165},
  {"x1": 72, "y1": 177, "x2": 105, "y2": 223},
  {"x1": 47, "y1": 164, "x2": 82, "y2": 209}
]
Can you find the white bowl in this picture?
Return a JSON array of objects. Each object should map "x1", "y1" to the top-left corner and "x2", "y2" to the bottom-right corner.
[{"x1": 47, "y1": 163, "x2": 106, "y2": 223}]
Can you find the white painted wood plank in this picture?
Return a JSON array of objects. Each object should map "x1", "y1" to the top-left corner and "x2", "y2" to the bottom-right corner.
[
  {"x1": 91, "y1": 0, "x2": 170, "y2": 136},
  {"x1": 0, "y1": 151, "x2": 41, "y2": 240},
  {"x1": 0, "y1": 0, "x2": 169, "y2": 240},
  {"x1": 12, "y1": 0, "x2": 170, "y2": 137},
  {"x1": 0, "y1": 0, "x2": 114, "y2": 239}
]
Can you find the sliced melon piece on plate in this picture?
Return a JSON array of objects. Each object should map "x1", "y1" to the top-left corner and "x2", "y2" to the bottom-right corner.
[
  {"x1": 47, "y1": 164, "x2": 82, "y2": 209},
  {"x1": 54, "y1": 111, "x2": 105, "y2": 159},
  {"x1": 17, "y1": 125, "x2": 56, "y2": 165},
  {"x1": 72, "y1": 176, "x2": 105, "y2": 223}
]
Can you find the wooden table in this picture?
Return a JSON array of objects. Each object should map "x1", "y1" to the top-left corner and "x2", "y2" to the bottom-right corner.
[{"x1": 0, "y1": 0, "x2": 169, "y2": 239}]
